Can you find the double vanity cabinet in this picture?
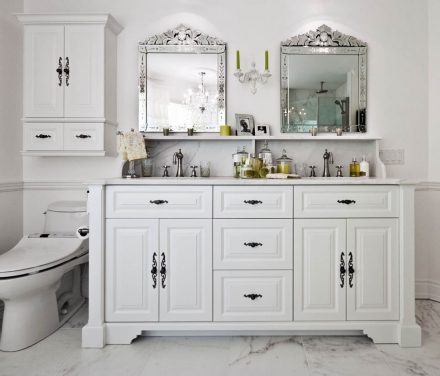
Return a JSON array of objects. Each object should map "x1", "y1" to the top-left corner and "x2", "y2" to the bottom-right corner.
[{"x1": 82, "y1": 178, "x2": 421, "y2": 348}]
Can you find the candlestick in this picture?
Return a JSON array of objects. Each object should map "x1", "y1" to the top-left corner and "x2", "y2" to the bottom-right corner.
[
  {"x1": 265, "y1": 50, "x2": 269, "y2": 71},
  {"x1": 236, "y1": 50, "x2": 240, "y2": 70}
]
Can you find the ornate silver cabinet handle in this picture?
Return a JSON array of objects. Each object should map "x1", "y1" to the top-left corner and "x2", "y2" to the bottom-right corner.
[
  {"x1": 75, "y1": 134, "x2": 92, "y2": 139},
  {"x1": 151, "y1": 252, "x2": 158, "y2": 288},
  {"x1": 160, "y1": 252, "x2": 166, "y2": 288},
  {"x1": 348, "y1": 252, "x2": 355, "y2": 288},
  {"x1": 35, "y1": 134, "x2": 51, "y2": 139},
  {"x1": 56, "y1": 57, "x2": 63, "y2": 86},
  {"x1": 243, "y1": 200, "x2": 263, "y2": 205},
  {"x1": 244, "y1": 293, "x2": 262, "y2": 300},
  {"x1": 339, "y1": 252, "x2": 346, "y2": 288},
  {"x1": 64, "y1": 57, "x2": 70, "y2": 86},
  {"x1": 150, "y1": 200, "x2": 168, "y2": 205},
  {"x1": 244, "y1": 242, "x2": 263, "y2": 248},
  {"x1": 337, "y1": 199, "x2": 356, "y2": 205}
]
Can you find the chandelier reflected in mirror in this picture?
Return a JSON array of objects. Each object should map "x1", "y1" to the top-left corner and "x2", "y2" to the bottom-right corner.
[{"x1": 182, "y1": 72, "x2": 218, "y2": 131}]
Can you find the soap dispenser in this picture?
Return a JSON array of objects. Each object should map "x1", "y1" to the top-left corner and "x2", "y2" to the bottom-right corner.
[
  {"x1": 360, "y1": 156, "x2": 370, "y2": 177},
  {"x1": 349, "y1": 157, "x2": 360, "y2": 177}
]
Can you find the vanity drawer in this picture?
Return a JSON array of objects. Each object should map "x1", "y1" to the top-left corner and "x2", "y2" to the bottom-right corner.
[
  {"x1": 213, "y1": 270, "x2": 292, "y2": 321},
  {"x1": 213, "y1": 219, "x2": 293, "y2": 269},
  {"x1": 214, "y1": 186, "x2": 293, "y2": 218},
  {"x1": 64, "y1": 123, "x2": 104, "y2": 151},
  {"x1": 294, "y1": 185, "x2": 399, "y2": 218},
  {"x1": 106, "y1": 186, "x2": 212, "y2": 218},
  {"x1": 24, "y1": 123, "x2": 63, "y2": 150}
]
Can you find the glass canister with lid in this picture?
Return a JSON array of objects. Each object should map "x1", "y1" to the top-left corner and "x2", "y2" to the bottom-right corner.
[
  {"x1": 232, "y1": 146, "x2": 249, "y2": 178},
  {"x1": 276, "y1": 149, "x2": 293, "y2": 174}
]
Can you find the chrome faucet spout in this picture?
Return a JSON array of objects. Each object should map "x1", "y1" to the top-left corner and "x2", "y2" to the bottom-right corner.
[
  {"x1": 173, "y1": 149, "x2": 184, "y2": 177},
  {"x1": 323, "y1": 149, "x2": 333, "y2": 177}
]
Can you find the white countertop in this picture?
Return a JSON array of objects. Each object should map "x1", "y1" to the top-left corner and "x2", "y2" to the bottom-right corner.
[{"x1": 87, "y1": 177, "x2": 413, "y2": 186}]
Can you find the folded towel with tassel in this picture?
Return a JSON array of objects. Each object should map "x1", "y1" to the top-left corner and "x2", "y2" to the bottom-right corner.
[{"x1": 117, "y1": 131, "x2": 147, "y2": 161}]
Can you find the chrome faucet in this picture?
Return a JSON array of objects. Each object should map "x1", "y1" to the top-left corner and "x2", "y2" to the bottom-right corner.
[
  {"x1": 173, "y1": 149, "x2": 184, "y2": 177},
  {"x1": 322, "y1": 149, "x2": 334, "y2": 177}
]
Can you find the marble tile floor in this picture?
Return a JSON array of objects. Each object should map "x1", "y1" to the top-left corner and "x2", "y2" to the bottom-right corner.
[{"x1": 1, "y1": 300, "x2": 440, "y2": 376}]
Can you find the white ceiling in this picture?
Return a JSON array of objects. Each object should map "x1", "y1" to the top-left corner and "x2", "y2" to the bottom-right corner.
[{"x1": 289, "y1": 54, "x2": 358, "y2": 90}]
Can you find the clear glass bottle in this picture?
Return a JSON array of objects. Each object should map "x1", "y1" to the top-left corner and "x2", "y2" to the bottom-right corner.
[
  {"x1": 359, "y1": 156, "x2": 369, "y2": 177},
  {"x1": 349, "y1": 157, "x2": 360, "y2": 177},
  {"x1": 232, "y1": 146, "x2": 249, "y2": 178},
  {"x1": 276, "y1": 149, "x2": 293, "y2": 174}
]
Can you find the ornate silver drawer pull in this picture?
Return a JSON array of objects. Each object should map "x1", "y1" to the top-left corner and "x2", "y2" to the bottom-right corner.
[
  {"x1": 75, "y1": 134, "x2": 92, "y2": 139},
  {"x1": 244, "y1": 293, "x2": 262, "y2": 300},
  {"x1": 56, "y1": 57, "x2": 63, "y2": 86},
  {"x1": 337, "y1": 199, "x2": 356, "y2": 205},
  {"x1": 151, "y1": 252, "x2": 158, "y2": 289},
  {"x1": 35, "y1": 134, "x2": 51, "y2": 139},
  {"x1": 149, "y1": 200, "x2": 168, "y2": 205},
  {"x1": 348, "y1": 252, "x2": 355, "y2": 288},
  {"x1": 244, "y1": 242, "x2": 263, "y2": 248},
  {"x1": 243, "y1": 200, "x2": 263, "y2": 205},
  {"x1": 339, "y1": 252, "x2": 346, "y2": 288}
]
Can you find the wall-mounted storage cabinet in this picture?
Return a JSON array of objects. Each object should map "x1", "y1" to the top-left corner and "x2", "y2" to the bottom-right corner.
[{"x1": 17, "y1": 14, "x2": 122, "y2": 156}]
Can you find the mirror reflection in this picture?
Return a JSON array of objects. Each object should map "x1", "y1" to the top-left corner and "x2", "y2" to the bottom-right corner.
[
  {"x1": 283, "y1": 54, "x2": 359, "y2": 133},
  {"x1": 146, "y1": 54, "x2": 219, "y2": 132}
]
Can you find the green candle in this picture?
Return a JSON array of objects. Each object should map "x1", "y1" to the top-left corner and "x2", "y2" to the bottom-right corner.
[
  {"x1": 265, "y1": 50, "x2": 269, "y2": 71},
  {"x1": 236, "y1": 50, "x2": 240, "y2": 70}
]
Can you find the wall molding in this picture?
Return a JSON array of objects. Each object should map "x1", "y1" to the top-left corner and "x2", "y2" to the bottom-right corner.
[
  {"x1": 0, "y1": 181, "x2": 23, "y2": 193},
  {"x1": 23, "y1": 180, "x2": 87, "y2": 190},
  {"x1": 416, "y1": 279, "x2": 440, "y2": 302},
  {"x1": 416, "y1": 181, "x2": 440, "y2": 192}
]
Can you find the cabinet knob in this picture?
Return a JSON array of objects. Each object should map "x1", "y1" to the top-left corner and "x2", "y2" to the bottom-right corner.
[{"x1": 244, "y1": 293, "x2": 262, "y2": 300}]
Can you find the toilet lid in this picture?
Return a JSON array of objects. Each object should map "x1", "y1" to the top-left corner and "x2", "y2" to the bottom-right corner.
[{"x1": 0, "y1": 236, "x2": 88, "y2": 277}]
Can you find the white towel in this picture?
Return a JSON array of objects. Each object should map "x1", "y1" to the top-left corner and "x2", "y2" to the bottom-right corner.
[{"x1": 117, "y1": 131, "x2": 147, "y2": 161}]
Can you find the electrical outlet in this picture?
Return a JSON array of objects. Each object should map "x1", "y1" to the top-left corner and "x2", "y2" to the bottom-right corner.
[{"x1": 379, "y1": 149, "x2": 405, "y2": 165}]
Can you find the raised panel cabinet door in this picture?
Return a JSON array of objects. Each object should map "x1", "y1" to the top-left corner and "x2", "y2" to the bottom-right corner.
[
  {"x1": 347, "y1": 219, "x2": 399, "y2": 320},
  {"x1": 24, "y1": 25, "x2": 64, "y2": 117},
  {"x1": 64, "y1": 25, "x2": 104, "y2": 117},
  {"x1": 294, "y1": 219, "x2": 347, "y2": 321},
  {"x1": 159, "y1": 219, "x2": 212, "y2": 321},
  {"x1": 105, "y1": 219, "x2": 159, "y2": 322}
]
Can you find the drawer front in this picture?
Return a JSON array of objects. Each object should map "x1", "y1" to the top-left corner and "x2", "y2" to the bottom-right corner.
[
  {"x1": 64, "y1": 123, "x2": 104, "y2": 151},
  {"x1": 24, "y1": 123, "x2": 63, "y2": 150},
  {"x1": 294, "y1": 186, "x2": 399, "y2": 218},
  {"x1": 214, "y1": 270, "x2": 292, "y2": 321},
  {"x1": 106, "y1": 186, "x2": 212, "y2": 218},
  {"x1": 214, "y1": 186, "x2": 293, "y2": 218},
  {"x1": 213, "y1": 219, "x2": 293, "y2": 269}
]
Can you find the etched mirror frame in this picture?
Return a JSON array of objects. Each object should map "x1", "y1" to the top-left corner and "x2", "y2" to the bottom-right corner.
[
  {"x1": 280, "y1": 25, "x2": 367, "y2": 133},
  {"x1": 138, "y1": 25, "x2": 226, "y2": 132}
]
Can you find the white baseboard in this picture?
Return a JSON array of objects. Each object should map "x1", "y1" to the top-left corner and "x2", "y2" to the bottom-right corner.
[{"x1": 416, "y1": 279, "x2": 440, "y2": 302}]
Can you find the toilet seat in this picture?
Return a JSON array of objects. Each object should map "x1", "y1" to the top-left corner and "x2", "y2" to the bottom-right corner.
[{"x1": 0, "y1": 236, "x2": 88, "y2": 278}]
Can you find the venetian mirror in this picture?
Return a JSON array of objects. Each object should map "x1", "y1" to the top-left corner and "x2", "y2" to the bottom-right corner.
[
  {"x1": 138, "y1": 25, "x2": 226, "y2": 132},
  {"x1": 280, "y1": 25, "x2": 367, "y2": 133}
]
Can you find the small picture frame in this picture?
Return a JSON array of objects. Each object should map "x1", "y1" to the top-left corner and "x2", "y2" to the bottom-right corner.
[
  {"x1": 235, "y1": 113, "x2": 255, "y2": 136},
  {"x1": 255, "y1": 124, "x2": 270, "y2": 136}
]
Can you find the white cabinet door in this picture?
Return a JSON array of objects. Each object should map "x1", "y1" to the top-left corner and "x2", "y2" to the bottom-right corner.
[
  {"x1": 159, "y1": 219, "x2": 212, "y2": 321},
  {"x1": 347, "y1": 219, "x2": 399, "y2": 320},
  {"x1": 105, "y1": 219, "x2": 159, "y2": 322},
  {"x1": 64, "y1": 25, "x2": 104, "y2": 118},
  {"x1": 24, "y1": 25, "x2": 64, "y2": 117},
  {"x1": 294, "y1": 219, "x2": 347, "y2": 321}
]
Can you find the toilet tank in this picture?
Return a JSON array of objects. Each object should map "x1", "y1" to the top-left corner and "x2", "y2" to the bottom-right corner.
[{"x1": 44, "y1": 201, "x2": 88, "y2": 233}]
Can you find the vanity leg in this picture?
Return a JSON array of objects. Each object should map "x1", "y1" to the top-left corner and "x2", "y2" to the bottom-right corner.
[
  {"x1": 398, "y1": 185, "x2": 422, "y2": 347},
  {"x1": 82, "y1": 184, "x2": 106, "y2": 348}
]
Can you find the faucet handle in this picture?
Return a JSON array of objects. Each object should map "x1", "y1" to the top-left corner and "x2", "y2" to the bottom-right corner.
[
  {"x1": 190, "y1": 165, "x2": 198, "y2": 178},
  {"x1": 309, "y1": 165, "x2": 317, "y2": 177},
  {"x1": 336, "y1": 165, "x2": 343, "y2": 177},
  {"x1": 162, "y1": 165, "x2": 170, "y2": 177}
]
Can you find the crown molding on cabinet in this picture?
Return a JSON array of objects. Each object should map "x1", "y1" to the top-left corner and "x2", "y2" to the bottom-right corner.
[
  {"x1": 0, "y1": 182, "x2": 23, "y2": 193},
  {"x1": 15, "y1": 13, "x2": 123, "y2": 34}
]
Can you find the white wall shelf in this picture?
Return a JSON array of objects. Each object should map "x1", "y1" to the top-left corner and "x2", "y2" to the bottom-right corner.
[{"x1": 143, "y1": 134, "x2": 382, "y2": 141}]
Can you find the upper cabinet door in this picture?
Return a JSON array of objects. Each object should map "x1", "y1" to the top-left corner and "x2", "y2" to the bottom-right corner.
[
  {"x1": 105, "y1": 219, "x2": 159, "y2": 322},
  {"x1": 294, "y1": 219, "x2": 347, "y2": 321},
  {"x1": 64, "y1": 25, "x2": 104, "y2": 118},
  {"x1": 24, "y1": 25, "x2": 64, "y2": 118},
  {"x1": 159, "y1": 219, "x2": 212, "y2": 322},
  {"x1": 347, "y1": 219, "x2": 399, "y2": 321}
]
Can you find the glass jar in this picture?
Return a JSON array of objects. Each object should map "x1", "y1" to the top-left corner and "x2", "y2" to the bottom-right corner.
[
  {"x1": 250, "y1": 154, "x2": 263, "y2": 177},
  {"x1": 141, "y1": 158, "x2": 153, "y2": 177},
  {"x1": 258, "y1": 141, "x2": 273, "y2": 166},
  {"x1": 276, "y1": 149, "x2": 293, "y2": 174},
  {"x1": 233, "y1": 162, "x2": 241, "y2": 178},
  {"x1": 232, "y1": 146, "x2": 249, "y2": 165},
  {"x1": 240, "y1": 158, "x2": 256, "y2": 179}
]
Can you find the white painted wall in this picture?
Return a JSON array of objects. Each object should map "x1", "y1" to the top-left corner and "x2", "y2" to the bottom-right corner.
[{"x1": 0, "y1": 0, "x2": 23, "y2": 253}]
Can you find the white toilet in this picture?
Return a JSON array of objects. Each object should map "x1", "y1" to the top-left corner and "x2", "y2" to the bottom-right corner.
[{"x1": 0, "y1": 201, "x2": 89, "y2": 351}]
